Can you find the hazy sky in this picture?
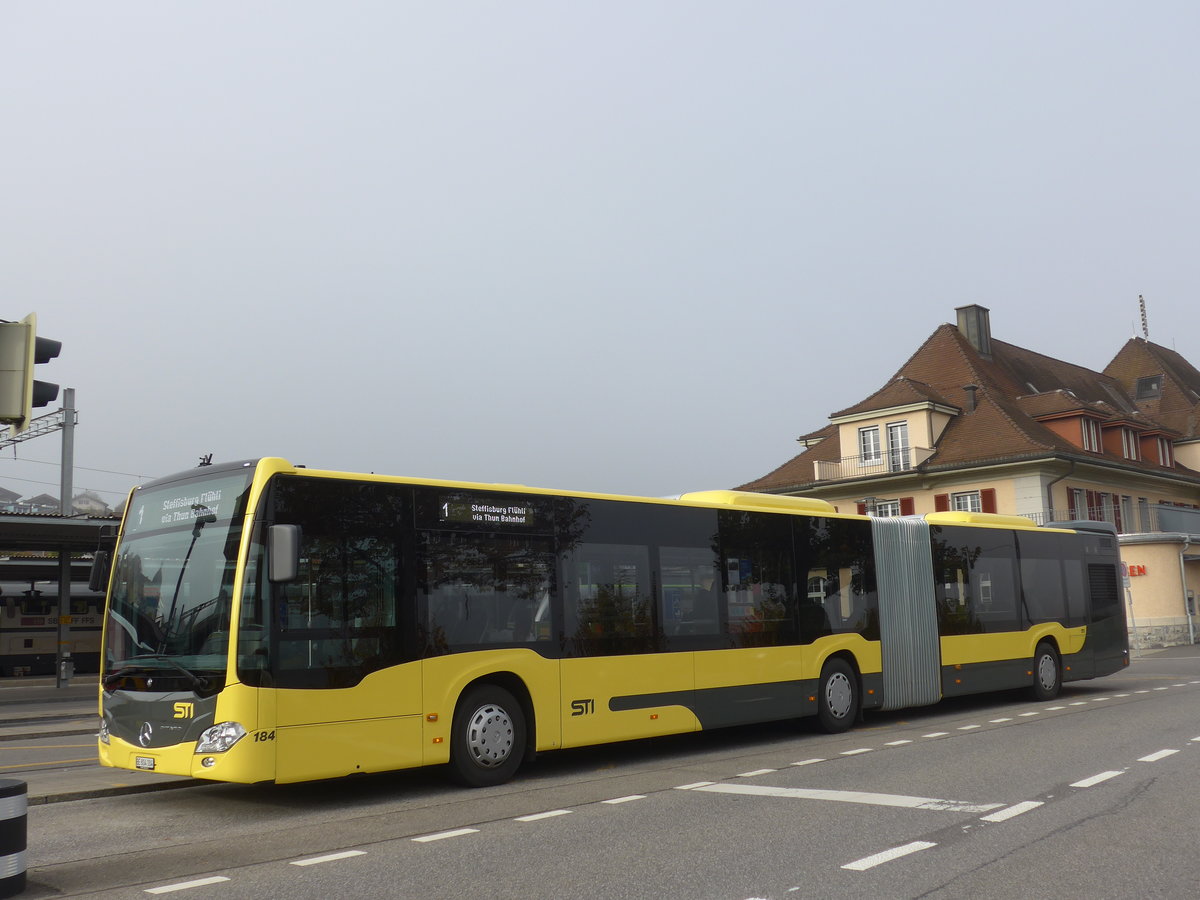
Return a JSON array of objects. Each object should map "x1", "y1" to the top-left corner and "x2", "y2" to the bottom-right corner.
[{"x1": 2, "y1": 2, "x2": 1197, "y2": 509}]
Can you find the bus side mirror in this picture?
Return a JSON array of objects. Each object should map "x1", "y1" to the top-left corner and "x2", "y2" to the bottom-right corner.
[
  {"x1": 88, "y1": 550, "x2": 111, "y2": 592},
  {"x1": 268, "y1": 525, "x2": 302, "y2": 583}
]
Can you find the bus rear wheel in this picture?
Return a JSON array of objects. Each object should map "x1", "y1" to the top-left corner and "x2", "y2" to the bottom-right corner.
[
  {"x1": 816, "y1": 658, "x2": 858, "y2": 733},
  {"x1": 1031, "y1": 643, "x2": 1061, "y2": 701},
  {"x1": 449, "y1": 684, "x2": 526, "y2": 788}
]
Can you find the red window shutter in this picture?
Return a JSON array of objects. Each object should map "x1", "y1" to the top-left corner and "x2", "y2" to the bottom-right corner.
[
  {"x1": 856, "y1": 503, "x2": 866, "y2": 515},
  {"x1": 934, "y1": 494, "x2": 949, "y2": 512},
  {"x1": 1067, "y1": 489, "x2": 1077, "y2": 519},
  {"x1": 980, "y1": 488, "x2": 997, "y2": 514},
  {"x1": 900, "y1": 497, "x2": 915, "y2": 516}
]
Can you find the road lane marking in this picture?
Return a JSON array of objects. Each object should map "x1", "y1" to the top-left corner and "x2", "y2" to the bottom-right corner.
[
  {"x1": 842, "y1": 841, "x2": 937, "y2": 871},
  {"x1": 412, "y1": 828, "x2": 479, "y2": 842},
  {"x1": 290, "y1": 850, "x2": 366, "y2": 866},
  {"x1": 1046, "y1": 706, "x2": 1065, "y2": 710},
  {"x1": 693, "y1": 783, "x2": 1002, "y2": 813},
  {"x1": 515, "y1": 809, "x2": 572, "y2": 822},
  {"x1": 923, "y1": 732, "x2": 948, "y2": 738},
  {"x1": 885, "y1": 740, "x2": 912, "y2": 746},
  {"x1": 1138, "y1": 749, "x2": 1179, "y2": 762},
  {"x1": 790, "y1": 759, "x2": 825, "y2": 767},
  {"x1": 841, "y1": 748, "x2": 873, "y2": 755},
  {"x1": 675, "y1": 781, "x2": 716, "y2": 790},
  {"x1": 602, "y1": 795, "x2": 645, "y2": 804},
  {"x1": 989, "y1": 718, "x2": 1013, "y2": 723},
  {"x1": 1018, "y1": 712, "x2": 1040, "y2": 717},
  {"x1": 1071, "y1": 771, "x2": 1122, "y2": 788},
  {"x1": 145, "y1": 877, "x2": 231, "y2": 894},
  {"x1": 980, "y1": 801, "x2": 1044, "y2": 822},
  {"x1": 958, "y1": 725, "x2": 981, "y2": 731},
  {"x1": 738, "y1": 769, "x2": 777, "y2": 777}
]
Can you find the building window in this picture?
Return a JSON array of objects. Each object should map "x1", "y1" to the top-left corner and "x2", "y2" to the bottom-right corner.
[
  {"x1": 858, "y1": 427, "x2": 881, "y2": 465},
  {"x1": 1081, "y1": 418, "x2": 1101, "y2": 452},
  {"x1": 873, "y1": 500, "x2": 901, "y2": 517},
  {"x1": 1136, "y1": 375, "x2": 1163, "y2": 400},
  {"x1": 887, "y1": 422, "x2": 911, "y2": 471},
  {"x1": 952, "y1": 491, "x2": 982, "y2": 513},
  {"x1": 1121, "y1": 428, "x2": 1140, "y2": 460},
  {"x1": 1157, "y1": 437, "x2": 1173, "y2": 467}
]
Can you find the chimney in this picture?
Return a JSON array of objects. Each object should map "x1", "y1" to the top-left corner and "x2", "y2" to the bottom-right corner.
[
  {"x1": 955, "y1": 305, "x2": 992, "y2": 358},
  {"x1": 963, "y1": 384, "x2": 979, "y2": 412}
]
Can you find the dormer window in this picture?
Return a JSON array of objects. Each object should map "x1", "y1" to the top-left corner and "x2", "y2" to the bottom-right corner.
[
  {"x1": 1158, "y1": 437, "x2": 1173, "y2": 467},
  {"x1": 1081, "y1": 418, "x2": 1101, "y2": 452},
  {"x1": 858, "y1": 426, "x2": 882, "y2": 465},
  {"x1": 1135, "y1": 375, "x2": 1163, "y2": 400},
  {"x1": 1121, "y1": 428, "x2": 1140, "y2": 460}
]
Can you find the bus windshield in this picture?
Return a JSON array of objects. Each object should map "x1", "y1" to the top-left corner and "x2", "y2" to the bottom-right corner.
[{"x1": 103, "y1": 469, "x2": 254, "y2": 690}]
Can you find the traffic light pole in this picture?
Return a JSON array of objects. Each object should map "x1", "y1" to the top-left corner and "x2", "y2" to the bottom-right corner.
[{"x1": 56, "y1": 388, "x2": 75, "y2": 687}]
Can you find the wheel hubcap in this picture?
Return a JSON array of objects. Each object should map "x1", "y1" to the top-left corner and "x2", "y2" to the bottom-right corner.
[
  {"x1": 825, "y1": 672, "x2": 852, "y2": 719},
  {"x1": 1037, "y1": 655, "x2": 1057, "y2": 690},
  {"x1": 466, "y1": 703, "x2": 514, "y2": 768}
]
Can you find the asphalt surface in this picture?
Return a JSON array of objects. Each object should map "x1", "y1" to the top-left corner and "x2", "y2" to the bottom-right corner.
[{"x1": 0, "y1": 645, "x2": 1189, "y2": 806}]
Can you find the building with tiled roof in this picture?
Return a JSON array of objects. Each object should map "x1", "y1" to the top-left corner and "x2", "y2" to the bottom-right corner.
[{"x1": 739, "y1": 305, "x2": 1200, "y2": 649}]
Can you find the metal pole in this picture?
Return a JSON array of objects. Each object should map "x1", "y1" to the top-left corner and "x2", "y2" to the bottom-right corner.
[{"x1": 56, "y1": 388, "x2": 75, "y2": 688}]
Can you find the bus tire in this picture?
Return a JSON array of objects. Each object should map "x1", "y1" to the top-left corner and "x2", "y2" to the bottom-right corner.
[
  {"x1": 449, "y1": 684, "x2": 526, "y2": 788},
  {"x1": 816, "y1": 658, "x2": 858, "y2": 733},
  {"x1": 1031, "y1": 642, "x2": 1061, "y2": 701}
]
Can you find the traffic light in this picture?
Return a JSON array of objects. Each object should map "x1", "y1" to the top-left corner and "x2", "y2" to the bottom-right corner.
[{"x1": 0, "y1": 314, "x2": 61, "y2": 433}]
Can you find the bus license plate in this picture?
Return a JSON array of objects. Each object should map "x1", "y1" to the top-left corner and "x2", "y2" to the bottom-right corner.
[{"x1": 135, "y1": 756, "x2": 155, "y2": 771}]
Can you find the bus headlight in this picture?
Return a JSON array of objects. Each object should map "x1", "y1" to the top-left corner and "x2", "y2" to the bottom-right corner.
[
  {"x1": 98, "y1": 718, "x2": 110, "y2": 745},
  {"x1": 195, "y1": 722, "x2": 247, "y2": 754}
]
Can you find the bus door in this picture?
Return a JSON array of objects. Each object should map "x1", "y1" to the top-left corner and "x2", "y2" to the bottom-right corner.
[
  {"x1": 559, "y1": 542, "x2": 695, "y2": 747},
  {"x1": 267, "y1": 479, "x2": 422, "y2": 783},
  {"x1": 871, "y1": 518, "x2": 941, "y2": 709}
]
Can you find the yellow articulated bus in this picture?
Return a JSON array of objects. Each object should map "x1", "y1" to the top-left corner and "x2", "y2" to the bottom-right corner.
[{"x1": 94, "y1": 458, "x2": 1129, "y2": 788}]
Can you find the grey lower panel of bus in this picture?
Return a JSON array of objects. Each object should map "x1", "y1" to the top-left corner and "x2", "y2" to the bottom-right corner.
[
  {"x1": 872, "y1": 517, "x2": 942, "y2": 711},
  {"x1": 609, "y1": 672, "x2": 886, "y2": 731}
]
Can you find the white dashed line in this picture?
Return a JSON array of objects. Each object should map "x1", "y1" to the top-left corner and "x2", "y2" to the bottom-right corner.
[
  {"x1": 885, "y1": 739, "x2": 913, "y2": 746},
  {"x1": 989, "y1": 718, "x2": 1013, "y2": 723},
  {"x1": 791, "y1": 759, "x2": 825, "y2": 767},
  {"x1": 841, "y1": 748, "x2": 873, "y2": 756},
  {"x1": 980, "y1": 800, "x2": 1044, "y2": 822},
  {"x1": 842, "y1": 841, "x2": 937, "y2": 871},
  {"x1": 1071, "y1": 771, "x2": 1123, "y2": 788},
  {"x1": 675, "y1": 781, "x2": 716, "y2": 791},
  {"x1": 413, "y1": 828, "x2": 480, "y2": 843},
  {"x1": 738, "y1": 769, "x2": 777, "y2": 777},
  {"x1": 515, "y1": 809, "x2": 572, "y2": 822},
  {"x1": 1018, "y1": 712, "x2": 1040, "y2": 717},
  {"x1": 290, "y1": 850, "x2": 366, "y2": 867},
  {"x1": 1046, "y1": 706, "x2": 1066, "y2": 710},
  {"x1": 145, "y1": 878, "x2": 231, "y2": 894},
  {"x1": 1138, "y1": 749, "x2": 1179, "y2": 763},
  {"x1": 958, "y1": 725, "x2": 981, "y2": 731},
  {"x1": 923, "y1": 732, "x2": 948, "y2": 738},
  {"x1": 602, "y1": 795, "x2": 646, "y2": 804}
]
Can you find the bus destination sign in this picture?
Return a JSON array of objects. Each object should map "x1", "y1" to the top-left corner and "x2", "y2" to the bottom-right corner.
[{"x1": 440, "y1": 498, "x2": 535, "y2": 527}]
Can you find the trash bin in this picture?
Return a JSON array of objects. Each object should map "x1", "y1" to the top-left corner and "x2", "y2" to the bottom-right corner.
[
  {"x1": 0, "y1": 779, "x2": 26, "y2": 898},
  {"x1": 58, "y1": 654, "x2": 74, "y2": 683}
]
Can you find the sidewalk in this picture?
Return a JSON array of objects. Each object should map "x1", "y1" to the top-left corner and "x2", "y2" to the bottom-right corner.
[{"x1": 0, "y1": 676, "x2": 199, "y2": 805}]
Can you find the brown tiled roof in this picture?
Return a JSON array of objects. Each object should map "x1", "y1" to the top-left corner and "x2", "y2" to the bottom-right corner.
[
  {"x1": 832, "y1": 376, "x2": 959, "y2": 418},
  {"x1": 1105, "y1": 338, "x2": 1200, "y2": 439},
  {"x1": 739, "y1": 318, "x2": 1200, "y2": 492}
]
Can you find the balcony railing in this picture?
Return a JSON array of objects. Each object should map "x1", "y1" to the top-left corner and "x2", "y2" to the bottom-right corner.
[
  {"x1": 1005, "y1": 505, "x2": 1200, "y2": 536},
  {"x1": 814, "y1": 447, "x2": 936, "y2": 482}
]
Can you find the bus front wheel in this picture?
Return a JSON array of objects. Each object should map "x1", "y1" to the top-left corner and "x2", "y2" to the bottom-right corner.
[
  {"x1": 1031, "y1": 643, "x2": 1061, "y2": 701},
  {"x1": 449, "y1": 684, "x2": 526, "y2": 788},
  {"x1": 816, "y1": 658, "x2": 859, "y2": 733}
]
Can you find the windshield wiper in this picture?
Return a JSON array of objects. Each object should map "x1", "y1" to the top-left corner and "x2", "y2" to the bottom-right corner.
[{"x1": 104, "y1": 654, "x2": 211, "y2": 692}]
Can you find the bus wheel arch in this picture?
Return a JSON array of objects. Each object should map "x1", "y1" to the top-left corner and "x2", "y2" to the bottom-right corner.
[
  {"x1": 447, "y1": 675, "x2": 534, "y2": 787},
  {"x1": 1030, "y1": 640, "x2": 1062, "y2": 701},
  {"x1": 815, "y1": 653, "x2": 861, "y2": 734}
]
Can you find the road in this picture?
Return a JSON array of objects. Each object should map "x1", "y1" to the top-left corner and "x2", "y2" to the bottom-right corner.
[{"x1": 18, "y1": 650, "x2": 1200, "y2": 899}]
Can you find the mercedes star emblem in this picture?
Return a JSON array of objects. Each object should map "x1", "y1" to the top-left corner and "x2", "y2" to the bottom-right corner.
[{"x1": 138, "y1": 722, "x2": 154, "y2": 748}]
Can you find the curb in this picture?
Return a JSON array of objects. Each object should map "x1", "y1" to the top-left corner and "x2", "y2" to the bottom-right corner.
[{"x1": 30, "y1": 778, "x2": 204, "y2": 806}]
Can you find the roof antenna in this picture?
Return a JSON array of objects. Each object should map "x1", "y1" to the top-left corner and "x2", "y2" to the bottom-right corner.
[{"x1": 1139, "y1": 294, "x2": 1149, "y2": 340}]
